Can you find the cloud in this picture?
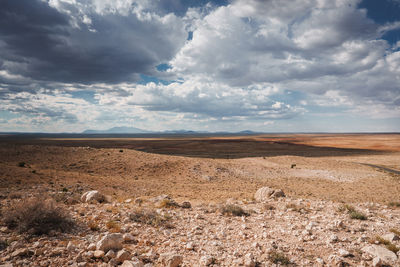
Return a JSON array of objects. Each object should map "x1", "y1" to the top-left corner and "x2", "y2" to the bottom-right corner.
[
  {"x1": 0, "y1": 0, "x2": 187, "y2": 83},
  {"x1": 0, "y1": 0, "x2": 400, "y2": 132}
]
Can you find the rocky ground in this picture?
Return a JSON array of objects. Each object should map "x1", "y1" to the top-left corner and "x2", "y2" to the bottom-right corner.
[
  {"x1": 1, "y1": 187, "x2": 400, "y2": 266},
  {"x1": 0, "y1": 140, "x2": 400, "y2": 266}
]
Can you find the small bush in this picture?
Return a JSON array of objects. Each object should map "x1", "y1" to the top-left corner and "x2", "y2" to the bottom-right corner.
[
  {"x1": 221, "y1": 204, "x2": 249, "y2": 217},
  {"x1": 158, "y1": 199, "x2": 179, "y2": 209},
  {"x1": 0, "y1": 239, "x2": 7, "y2": 251},
  {"x1": 349, "y1": 211, "x2": 367, "y2": 220},
  {"x1": 339, "y1": 204, "x2": 367, "y2": 220},
  {"x1": 130, "y1": 209, "x2": 172, "y2": 228},
  {"x1": 269, "y1": 251, "x2": 291, "y2": 265},
  {"x1": 389, "y1": 202, "x2": 400, "y2": 208},
  {"x1": 106, "y1": 220, "x2": 121, "y2": 233},
  {"x1": 264, "y1": 204, "x2": 275, "y2": 211},
  {"x1": 3, "y1": 198, "x2": 74, "y2": 235},
  {"x1": 119, "y1": 149, "x2": 123, "y2": 153},
  {"x1": 17, "y1": 162, "x2": 26, "y2": 167},
  {"x1": 88, "y1": 220, "x2": 100, "y2": 231}
]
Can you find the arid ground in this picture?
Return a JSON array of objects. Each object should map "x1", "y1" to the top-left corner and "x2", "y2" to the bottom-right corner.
[
  {"x1": 1, "y1": 133, "x2": 399, "y2": 204},
  {"x1": 1, "y1": 133, "x2": 400, "y2": 266}
]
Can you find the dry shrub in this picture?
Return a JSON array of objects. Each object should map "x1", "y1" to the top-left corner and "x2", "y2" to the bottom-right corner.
[
  {"x1": 371, "y1": 236, "x2": 400, "y2": 254},
  {"x1": 106, "y1": 220, "x2": 121, "y2": 233},
  {"x1": 339, "y1": 204, "x2": 367, "y2": 220},
  {"x1": 389, "y1": 202, "x2": 400, "y2": 208},
  {"x1": 390, "y1": 228, "x2": 400, "y2": 236},
  {"x1": 0, "y1": 239, "x2": 7, "y2": 251},
  {"x1": 158, "y1": 199, "x2": 179, "y2": 209},
  {"x1": 221, "y1": 204, "x2": 249, "y2": 217},
  {"x1": 88, "y1": 220, "x2": 100, "y2": 231},
  {"x1": 269, "y1": 250, "x2": 291, "y2": 265},
  {"x1": 130, "y1": 209, "x2": 173, "y2": 228},
  {"x1": 3, "y1": 197, "x2": 74, "y2": 235}
]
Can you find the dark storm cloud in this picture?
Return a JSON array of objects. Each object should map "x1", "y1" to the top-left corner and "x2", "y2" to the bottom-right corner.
[{"x1": 0, "y1": 0, "x2": 186, "y2": 84}]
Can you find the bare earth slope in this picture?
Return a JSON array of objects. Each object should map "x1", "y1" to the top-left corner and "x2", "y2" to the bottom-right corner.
[{"x1": 0, "y1": 134, "x2": 400, "y2": 266}]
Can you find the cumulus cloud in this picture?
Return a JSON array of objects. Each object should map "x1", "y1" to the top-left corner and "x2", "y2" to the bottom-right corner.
[{"x1": 0, "y1": 0, "x2": 400, "y2": 132}]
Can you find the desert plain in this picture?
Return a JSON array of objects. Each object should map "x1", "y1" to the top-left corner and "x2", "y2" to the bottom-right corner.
[{"x1": 0, "y1": 133, "x2": 400, "y2": 266}]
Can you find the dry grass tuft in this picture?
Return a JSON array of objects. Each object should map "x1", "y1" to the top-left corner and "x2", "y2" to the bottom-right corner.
[
  {"x1": 158, "y1": 199, "x2": 179, "y2": 209},
  {"x1": 269, "y1": 250, "x2": 291, "y2": 265},
  {"x1": 130, "y1": 209, "x2": 173, "y2": 228},
  {"x1": 339, "y1": 204, "x2": 367, "y2": 220},
  {"x1": 221, "y1": 204, "x2": 249, "y2": 217},
  {"x1": 3, "y1": 197, "x2": 75, "y2": 235},
  {"x1": 106, "y1": 220, "x2": 121, "y2": 233}
]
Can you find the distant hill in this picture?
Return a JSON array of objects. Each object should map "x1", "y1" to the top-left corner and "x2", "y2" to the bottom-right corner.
[{"x1": 82, "y1": 126, "x2": 151, "y2": 134}]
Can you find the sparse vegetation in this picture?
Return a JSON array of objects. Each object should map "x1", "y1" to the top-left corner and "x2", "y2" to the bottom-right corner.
[
  {"x1": 119, "y1": 149, "x2": 123, "y2": 152},
  {"x1": 221, "y1": 204, "x2": 249, "y2": 217},
  {"x1": 130, "y1": 209, "x2": 173, "y2": 228},
  {"x1": 17, "y1": 161, "x2": 26, "y2": 167},
  {"x1": 339, "y1": 204, "x2": 367, "y2": 220},
  {"x1": 291, "y1": 164, "x2": 296, "y2": 168},
  {"x1": 269, "y1": 250, "x2": 291, "y2": 265},
  {"x1": 349, "y1": 210, "x2": 367, "y2": 220},
  {"x1": 106, "y1": 220, "x2": 121, "y2": 233},
  {"x1": 3, "y1": 198, "x2": 75, "y2": 235},
  {"x1": 0, "y1": 239, "x2": 7, "y2": 251},
  {"x1": 264, "y1": 204, "x2": 275, "y2": 210},
  {"x1": 371, "y1": 236, "x2": 400, "y2": 254},
  {"x1": 388, "y1": 201, "x2": 400, "y2": 208},
  {"x1": 158, "y1": 199, "x2": 179, "y2": 209},
  {"x1": 88, "y1": 220, "x2": 100, "y2": 231}
]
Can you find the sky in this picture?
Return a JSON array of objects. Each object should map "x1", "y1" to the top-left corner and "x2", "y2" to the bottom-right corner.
[{"x1": 0, "y1": 0, "x2": 400, "y2": 133}]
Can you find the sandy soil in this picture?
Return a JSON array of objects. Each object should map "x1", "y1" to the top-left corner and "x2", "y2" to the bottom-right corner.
[{"x1": 1, "y1": 134, "x2": 399, "y2": 204}]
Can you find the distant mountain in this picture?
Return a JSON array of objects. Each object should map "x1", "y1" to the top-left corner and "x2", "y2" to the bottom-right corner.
[
  {"x1": 162, "y1": 130, "x2": 209, "y2": 134},
  {"x1": 82, "y1": 126, "x2": 151, "y2": 134}
]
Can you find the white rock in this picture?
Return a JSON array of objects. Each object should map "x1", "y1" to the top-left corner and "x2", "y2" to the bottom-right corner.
[
  {"x1": 244, "y1": 253, "x2": 256, "y2": 267},
  {"x1": 382, "y1": 233, "x2": 399, "y2": 242},
  {"x1": 96, "y1": 233, "x2": 123, "y2": 252},
  {"x1": 81, "y1": 190, "x2": 105, "y2": 203},
  {"x1": 200, "y1": 255, "x2": 215, "y2": 266},
  {"x1": 338, "y1": 249, "x2": 351, "y2": 257},
  {"x1": 254, "y1": 187, "x2": 275, "y2": 202},
  {"x1": 329, "y1": 234, "x2": 339, "y2": 243},
  {"x1": 372, "y1": 257, "x2": 382, "y2": 267},
  {"x1": 361, "y1": 245, "x2": 397, "y2": 264}
]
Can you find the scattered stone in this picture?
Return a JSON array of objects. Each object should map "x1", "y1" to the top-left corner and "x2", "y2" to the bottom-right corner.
[
  {"x1": 105, "y1": 250, "x2": 116, "y2": 259},
  {"x1": 123, "y1": 233, "x2": 135, "y2": 243},
  {"x1": 362, "y1": 245, "x2": 397, "y2": 264},
  {"x1": 160, "y1": 253, "x2": 183, "y2": 267},
  {"x1": 339, "y1": 249, "x2": 351, "y2": 257},
  {"x1": 87, "y1": 243, "x2": 96, "y2": 251},
  {"x1": 81, "y1": 190, "x2": 105, "y2": 203},
  {"x1": 244, "y1": 253, "x2": 256, "y2": 267},
  {"x1": 200, "y1": 255, "x2": 215, "y2": 266},
  {"x1": 94, "y1": 250, "x2": 105, "y2": 258},
  {"x1": 11, "y1": 248, "x2": 33, "y2": 258},
  {"x1": 116, "y1": 249, "x2": 131, "y2": 263},
  {"x1": 96, "y1": 233, "x2": 123, "y2": 252}
]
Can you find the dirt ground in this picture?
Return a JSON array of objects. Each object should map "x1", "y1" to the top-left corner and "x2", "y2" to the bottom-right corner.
[{"x1": 0, "y1": 133, "x2": 399, "y2": 204}]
